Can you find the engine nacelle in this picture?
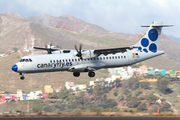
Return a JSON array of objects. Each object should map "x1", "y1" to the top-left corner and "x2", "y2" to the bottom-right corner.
[{"x1": 81, "y1": 50, "x2": 97, "y2": 59}]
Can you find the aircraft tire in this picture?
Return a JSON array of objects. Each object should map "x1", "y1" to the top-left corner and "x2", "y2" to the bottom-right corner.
[
  {"x1": 20, "y1": 76, "x2": 25, "y2": 80},
  {"x1": 88, "y1": 72, "x2": 95, "y2": 77},
  {"x1": 73, "y1": 72, "x2": 80, "y2": 77}
]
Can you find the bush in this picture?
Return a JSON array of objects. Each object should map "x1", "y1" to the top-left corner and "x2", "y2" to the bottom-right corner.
[
  {"x1": 139, "y1": 82, "x2": 150, "y2": 89},
  {"x1": 157, "y1": 79, "x2": 173, "y2": 94},
  {"x1": 57, "y1": 111, "x2": 61, "y2": 115},
  {"x1": 137, "y1": 103, "x2": 147, "y2": 111},
  {"x1": 76, "y1": 111, "x2": 82, "y2": 116},
  {"x1": 38, "y1": 111, "x2": 42, "y2": 115},
  {"x1": 113, "y1": 89, "x2": 118, "y2": 97},
  {"x1": 160, "y1": 103, "x2": 171, "y2": 112},
  {"x1": 127, "y1": 97, "x2": 140, "y2": 108},
  {"x1": 32, "y1": 104, "x2": 43, "y2": 113},
  {"x1": 44, "y1": 105, "x2": 55, "y2": 112}
]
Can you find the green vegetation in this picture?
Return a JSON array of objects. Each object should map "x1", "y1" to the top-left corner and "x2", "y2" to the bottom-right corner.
[{"x1": 13, "y1": 48, "x2": 18, "y2": 52}]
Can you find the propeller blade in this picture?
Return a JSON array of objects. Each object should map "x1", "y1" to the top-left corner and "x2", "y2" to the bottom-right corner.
[
  {"x1": 79, "y1": 43, "x2": 82, "y2": 52},
  {"x1": 74, "y1": 44, "x2": 78, "y2": 53}
]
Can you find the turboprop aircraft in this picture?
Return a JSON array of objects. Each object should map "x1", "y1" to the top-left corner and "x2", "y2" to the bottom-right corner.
[{"x1": 12, "y1": 21, "x2": 172, "y2": 80}]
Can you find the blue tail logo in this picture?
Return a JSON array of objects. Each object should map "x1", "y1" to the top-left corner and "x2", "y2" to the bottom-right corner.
[{"x1": 138, "y1": 29, "x2": 158, "y2": 53}]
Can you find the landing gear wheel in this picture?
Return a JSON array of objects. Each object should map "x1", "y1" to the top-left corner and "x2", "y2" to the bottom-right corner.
[
  {"x1": 88, "y1": 71, "x2": 95, "y2": 77},
  {"x1": 73, "y1": 72, "x2": 80, "y2": 77},
  {"x1": 20, "y1": 76, "x2": 25, "y2": 80}
]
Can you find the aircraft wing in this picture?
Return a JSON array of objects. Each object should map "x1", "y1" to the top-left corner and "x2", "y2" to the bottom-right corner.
[
  {"x1": 93, "y1": 46, "x2": 139, "y2": 56},
  {"x1": 33, "y1": 47, "x2": 59, "y2": 51}
]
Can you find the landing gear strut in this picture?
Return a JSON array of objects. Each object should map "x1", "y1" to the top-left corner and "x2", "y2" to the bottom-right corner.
[
  {"x1": 73, "y1": 72, "x2": 80, "y2": 77},
  {"x1": 88, "y1": 71, "x2": 95, "y2": 77}
]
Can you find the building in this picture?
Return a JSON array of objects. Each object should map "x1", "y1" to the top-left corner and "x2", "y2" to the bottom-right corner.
[
  {"x1": 139, "y1": 78, "x2": 158, "y2": 82},
  {"x1": 42, "y1": 92, "x2": 48, "y2": 98},
  {"x1": 17, "y1": 89, "x2": 23, "y2": 100},
  {"x1": 65, "y1": 82, "x2": 75, "y2": 89},
  {"x1": 44, "y1": 85, "x2": 54, "y2": 93}
]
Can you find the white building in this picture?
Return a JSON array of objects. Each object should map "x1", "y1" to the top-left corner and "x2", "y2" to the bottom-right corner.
[{"x1": 17, "y1": 89, "x2": 23, "y2": 100}]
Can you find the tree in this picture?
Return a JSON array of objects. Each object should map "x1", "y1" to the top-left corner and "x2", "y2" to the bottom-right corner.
[
  {"x1": 102, "y1": 99, "x2": 117, "y2": 108},
  {"x1": 127, "y1": 97, "x2": 140, "y2": 108},
  {"x1": 127, "y1": 78, "x2": 139, "y2": 90},
  {"x1": 13, "y1": 47, "x2": 18, "y2": 52},
  {"x1": 86, "y1": 86, "x2": 93, "y2": 95},
  {"x1": 157, "y1": 78, "x2": 173, "y2": 94},
  {"x1": 139, "y1": 82, "x2": 150, "y2": 89},
  {"x1": 145, "y1": 94, "x2": 157, "y2": 104},
  {"x1": 137, "y1": 103, "x2": 147, "y2": 111},
  {"x1": 113, "y1": 89, "x2": 118, "y2": 97},
  {"x1": 114, "y1": 79, "x2": 122, "y2": 88},
  {"x1": 160, "y1": 102, "x2": 171, "y2": 112}
]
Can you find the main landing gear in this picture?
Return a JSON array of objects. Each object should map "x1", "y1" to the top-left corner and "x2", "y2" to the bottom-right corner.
[
  {"x1": 73, "y1": 72, "x2": 80, "y2": 77},
  {"x1": 73, "y1": 71, "x2": 95, "y2": 77},
  {"x1": 88, "y1": 71, "x2": 95, "y2": 77}
]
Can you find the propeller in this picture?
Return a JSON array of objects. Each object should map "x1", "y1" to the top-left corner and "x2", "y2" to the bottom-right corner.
[{"x1": 75, "y1": 43, "x2": 83, "y2": 60}]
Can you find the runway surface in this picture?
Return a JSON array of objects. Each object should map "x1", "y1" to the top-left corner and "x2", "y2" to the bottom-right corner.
[{"x1": 1, "y1": 117, "x2": 180, "y2": 120}]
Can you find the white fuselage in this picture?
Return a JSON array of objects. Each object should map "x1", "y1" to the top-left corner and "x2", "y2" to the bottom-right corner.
[{"x1": 14, "y1": 49, "x2": 164, "y2": 74}]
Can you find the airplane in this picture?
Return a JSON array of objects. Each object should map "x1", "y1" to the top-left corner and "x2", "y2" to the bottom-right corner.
[{"x1": 11, "y1": 21, "x2": 173, "y2": 80}]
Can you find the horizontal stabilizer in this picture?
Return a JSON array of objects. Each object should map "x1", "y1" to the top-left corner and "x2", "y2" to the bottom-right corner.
[{"x1": 141, "y1": 25, "x2": 174, "y2": 27}]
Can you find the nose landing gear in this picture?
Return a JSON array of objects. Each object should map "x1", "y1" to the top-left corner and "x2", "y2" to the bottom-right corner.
[
  {"x1": 20, "y1": 76, "x2": 25, "y2": 80},
  {"x1": 20, "y1": 73, "x2": 26, "y2": 80}
]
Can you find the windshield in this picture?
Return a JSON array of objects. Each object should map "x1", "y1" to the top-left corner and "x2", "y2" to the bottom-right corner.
[{"x1": 19, "y1": 58, "x2": 33, "y2": 62}]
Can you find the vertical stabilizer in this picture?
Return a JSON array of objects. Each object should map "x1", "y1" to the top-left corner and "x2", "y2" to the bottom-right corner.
[{"x1": 133, "y1": 21, "x2": 172, "y2": 53}]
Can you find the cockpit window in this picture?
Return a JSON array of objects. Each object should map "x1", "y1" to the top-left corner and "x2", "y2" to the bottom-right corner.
[{"x1": 20, "y1": 58, "x2": 33, "y2": 62}]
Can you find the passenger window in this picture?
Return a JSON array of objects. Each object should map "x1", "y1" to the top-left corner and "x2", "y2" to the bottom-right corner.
[
  {"x1": 115, "y1": 56, "x2": 117, "y2": 59},
  {"x1": 53, "y1": 60, "x2": 55, "y2": 63},
  {"x1": 75, "y1": 59, "x2": 77, "y2": 61},
  {"x1": 78, "y1": 59, "x2": 80, "y2": 61},
  {"x1": 59, "y1": 60, "x2": 61, "y2": 63},
  {"x1": 72, "y1": 59, "x2": 74, "y2": 62},
  {"x1": 112, "y1": 56, "x2": 114, "y2": 59},
  {"x1": 118, "y1": 56, "x2": 120, "y2": 59},
  {"x1": 88, "y1": 59, "x2": 90, "y2": 61},
  {"x1": 50, "y1": 60, "x2": 52, "y2": 63},
  {"x1": 121, "y1": 56, "x2": 123, "y2": 58},
  {"x1": 124, "y1": 56, "x2": 126, "y2": 58},
  {"x1": 69, "y1": 59, "x2": 71, "y2": 62},
  {"x1": 29, "y1": 59, "x2": 32, "y2": 62},
  {"x1": 106, "y1": 57, "x2": 108, "y2": 59},
  {"x1": 109, "y1": 57, "x2": 111, "y2": 59},
  {"x1": 57, "y1": 60, "x2": 59, "y2": 63},
  {"x1": 100, "y1": 57, "x2": 102, "y2": 60},
  {"x1": 94, "y1": 58, "x2": 96, "y2": 60},
  {"x1": 66, "y1": 59, "x2": 68, "y2": 62},
  {"x1": 97, "y1": 58, "x2": 99, "y2": 60},
  {"x1": 103, "y1": 57, "x2": 105, "y2": 60},
  {"x1": 91, "y1": 58, "x2": 93, "y2": 60},
  {"x1": 63, "y1": 60, "x2": 64, "y2": 62}
]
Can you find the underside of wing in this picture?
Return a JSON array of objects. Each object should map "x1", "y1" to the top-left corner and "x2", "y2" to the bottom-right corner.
[{"x1": 93, "y1": 46, "x2": 138, "y2": 56}]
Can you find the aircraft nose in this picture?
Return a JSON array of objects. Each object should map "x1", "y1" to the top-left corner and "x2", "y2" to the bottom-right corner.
[{"x1": 12, "y1": 64, "x2": 18, "y2": 72}]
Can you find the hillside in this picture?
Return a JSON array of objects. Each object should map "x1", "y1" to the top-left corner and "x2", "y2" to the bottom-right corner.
[{"x1": 0, "y1": 12, "x2": 179, "y2": 93}]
